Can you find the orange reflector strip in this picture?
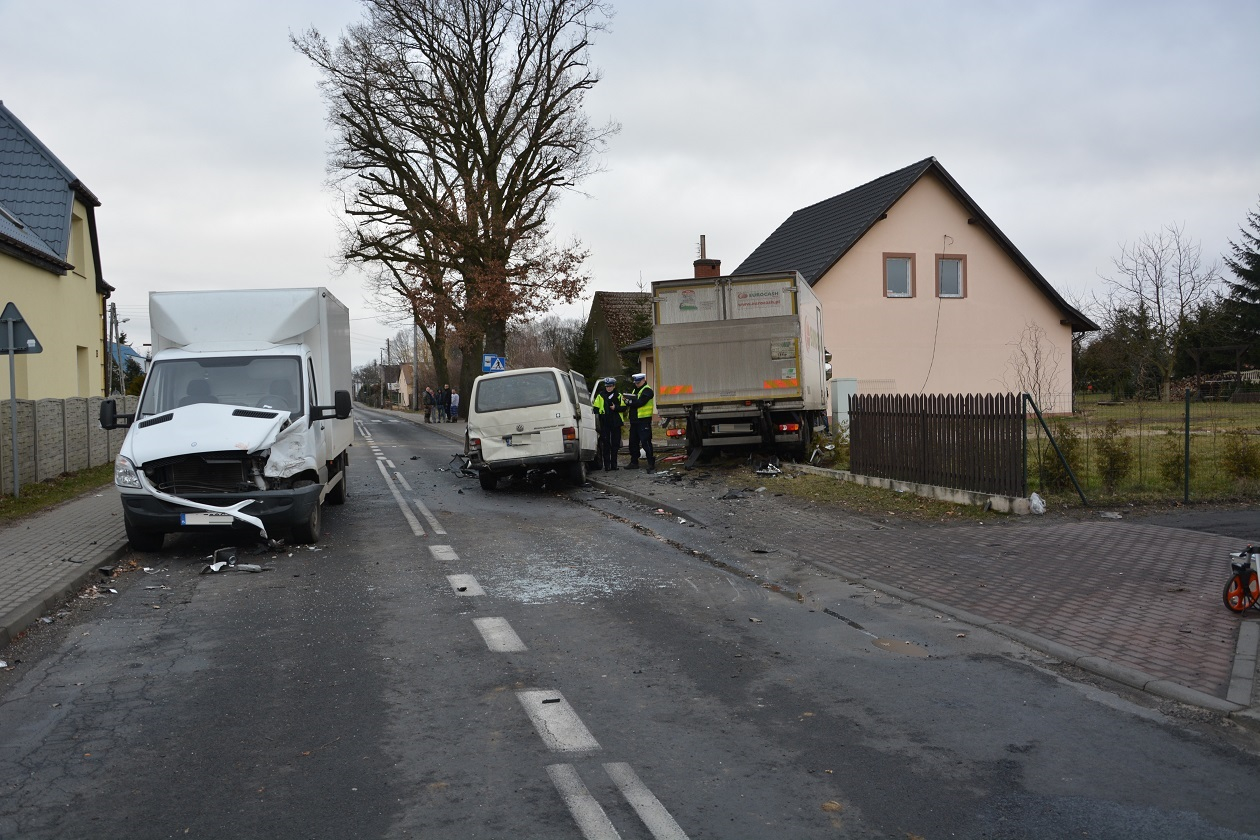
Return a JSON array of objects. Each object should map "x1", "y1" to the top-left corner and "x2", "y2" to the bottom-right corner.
[
  {"x1": 660, "y1": 385, "x2": 693, "y2": 395},
  {"x1": 762, "y1": 378, "x2": 799, "y2": 389}
]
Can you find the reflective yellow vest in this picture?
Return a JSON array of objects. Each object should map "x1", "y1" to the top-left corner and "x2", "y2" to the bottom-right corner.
[{"x1": 632, "y1": 384, "x2": 654, "y2": 419}]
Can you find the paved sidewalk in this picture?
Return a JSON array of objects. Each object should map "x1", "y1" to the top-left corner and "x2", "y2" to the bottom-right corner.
[
  {"x1": 0, "y1": 488, "x2": 128, "y2": 648},
  {"x1": 583, "y1": 464, "x2": 1260, "y2": 724}
]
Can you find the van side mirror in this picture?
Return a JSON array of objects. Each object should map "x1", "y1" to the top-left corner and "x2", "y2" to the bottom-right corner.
[
  {"x1": 311, "y1": 390, "x2": 353, "y2": 422},
  {"x1": 99, "y1": 399, "x2": 134, "y2": 430},
  {"x1": 334, "y1": 390, "x2": 351, "y2": 419}
]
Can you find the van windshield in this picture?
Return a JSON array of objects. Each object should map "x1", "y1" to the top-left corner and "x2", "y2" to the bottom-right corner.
[
  {"x1": 475, "y1": 371, "x2": 560, "y2": 412},
  {"x1": 139, "y1": 356, "x2": 303, "y2": 418}
]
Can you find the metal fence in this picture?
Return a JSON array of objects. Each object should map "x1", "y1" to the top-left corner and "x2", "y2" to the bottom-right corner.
[
  {"x1": 1028, "y1": 392, "x2": 1260, "y2": 503},
  {"x1": 848, "y1": 393, "x2": 1025, "y2": 497}
]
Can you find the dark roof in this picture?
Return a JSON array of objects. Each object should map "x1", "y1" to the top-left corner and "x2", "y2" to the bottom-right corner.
[
  {"x1": 589, "y1": 291, "x2": 651, "y2": 347},
  {"x1": 0, "y1": 101, "x2": 101, "y2": 269},
  {"x1": 732, "y1": 157, "x2": 1098, "y2": 332},
  {"x1": 621, "y1": 334, "x2": 653, "y2": 353}
]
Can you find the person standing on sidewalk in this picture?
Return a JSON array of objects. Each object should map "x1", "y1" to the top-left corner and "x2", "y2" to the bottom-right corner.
[
  {"x1": 422, "y1": 386, "x2": 435, "y2": 422},
  {"x1": 591, "y1": 377, "x2": 624, "y2": 471},
  {"x1": 625, "y1": 372, "x2": 654, "y2": 471},
  {"x1": 439, "y1": 384, "x2": 452, "y2": 422},
  {"x1": 448, "y1": 389, "x2": 460, "y2": 422}
]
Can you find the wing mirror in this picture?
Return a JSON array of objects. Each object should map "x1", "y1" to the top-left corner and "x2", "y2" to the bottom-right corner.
[{"x1": 99, "y1": 399, "x2": 134, "y2": 430}]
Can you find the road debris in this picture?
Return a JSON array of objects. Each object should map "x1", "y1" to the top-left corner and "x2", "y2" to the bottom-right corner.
[{"x1": 1100, "y1": 511, "x2": 1123, "y2": 520}]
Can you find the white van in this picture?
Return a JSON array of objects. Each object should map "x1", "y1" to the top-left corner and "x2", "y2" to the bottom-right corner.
[{"x1": 465, "y1": 367, "x2": 597, "y2": 490}]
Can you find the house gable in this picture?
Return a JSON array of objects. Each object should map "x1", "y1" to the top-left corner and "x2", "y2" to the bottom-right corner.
[{"x1": 733, "y1": 157, "x2": 1096, "y2": 333}]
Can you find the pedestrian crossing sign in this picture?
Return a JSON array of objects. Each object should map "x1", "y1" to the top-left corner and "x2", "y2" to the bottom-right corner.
[{"x1": 482, "y1": 354, "x2": 507, "y2": 372}]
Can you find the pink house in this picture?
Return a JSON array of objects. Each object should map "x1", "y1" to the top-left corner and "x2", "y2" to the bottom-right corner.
[{"x1": 733, "y1": 158, "x2": 1097, "y2": 414}]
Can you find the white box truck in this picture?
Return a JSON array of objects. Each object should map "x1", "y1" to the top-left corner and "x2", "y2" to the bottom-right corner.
[
  {"x1": 652, "y1": 271, "x2": 830, "y2": 463},
  {"x1": 100, "y1": 288, "x2": 353, "y2": 548}
]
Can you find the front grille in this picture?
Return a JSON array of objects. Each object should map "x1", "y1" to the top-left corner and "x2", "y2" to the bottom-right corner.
[{"x1": 146, "y1": 454, "x2": 254, "y2": 494}]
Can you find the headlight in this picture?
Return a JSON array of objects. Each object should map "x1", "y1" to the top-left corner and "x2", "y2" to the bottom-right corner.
[{"x1": 114, "y1": 455, "x2": 142, "y2": 489}]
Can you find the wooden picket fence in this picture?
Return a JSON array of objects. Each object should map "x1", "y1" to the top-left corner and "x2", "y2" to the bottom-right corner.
[{"x1": 848, "y1": 393, "x2": 1025, "y2": 497}]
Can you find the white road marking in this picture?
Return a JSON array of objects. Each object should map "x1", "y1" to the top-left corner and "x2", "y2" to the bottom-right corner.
[
  {"x1": 546, "y1": 765, "x2": 622, "y2": 840},
  {"x1": 429, "y1": 545, "x2": 458, "y2": 563},
  {"x1": 604, "y1": 763, "x2": 690, "y2": 839},
  {"x1": 393, "y1": 472, "x2": 414, "y2": 492},
  {"x1": 447, "y1": 574, "x2": 486, "y2": 596},
  {"x1": 413, "y1": 498, "x2": 446, "y2": 534},
  {"x1": 385, "y1": 459, "x2": 395, "y2": 469},
  {"x1": 375, "y1": 460, "x2": 425, "y2": 536},
  {"x1": 517, "y1": 690, "x2": 601, "y2": 753},
  {"x1": 473, "y1": 617, "x2": 527, "y2": 652}
]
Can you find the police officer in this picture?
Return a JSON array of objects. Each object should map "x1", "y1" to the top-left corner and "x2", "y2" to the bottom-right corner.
[
  {"x1": 625, "y1": 372, "x2": 655, "y2": 471},
  {"x1": 591, "y1": 377, "x2": 624, "y2": 471}
]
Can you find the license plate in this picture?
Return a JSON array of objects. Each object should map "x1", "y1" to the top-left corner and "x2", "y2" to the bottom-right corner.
[{"x1": 181, "y1": 513, "x2": 234, "y2": 526}]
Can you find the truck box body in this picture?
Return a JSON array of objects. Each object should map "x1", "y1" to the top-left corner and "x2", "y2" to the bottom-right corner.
[
  {"x1": 103, "y1": 288, "x2": 353, "y2": 548},
  {"x1": 652, "y1": 272, "x2": 828, "y2": 454}
]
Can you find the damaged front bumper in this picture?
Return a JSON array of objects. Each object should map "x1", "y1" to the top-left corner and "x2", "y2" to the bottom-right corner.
[{"x1": 121, "y1": 476, "x2": 321, "y2": 539}]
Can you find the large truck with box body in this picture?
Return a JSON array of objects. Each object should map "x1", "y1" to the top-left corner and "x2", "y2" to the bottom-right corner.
[
  {"x1": 652, "y1": 271, "x2": 830, "y2": 463},
  {"x1": 100, "y1": 288, "x2": 353, "y2": 549}
]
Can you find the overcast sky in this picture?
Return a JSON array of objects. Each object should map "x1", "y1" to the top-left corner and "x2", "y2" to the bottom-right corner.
[{"x1": 2, "y1": 0, "x2": 1257, "y2": 370}]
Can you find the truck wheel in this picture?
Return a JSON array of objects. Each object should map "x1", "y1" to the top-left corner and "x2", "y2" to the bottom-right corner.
[
  {"x1": 478, "y1": 470, "x2": 498, "y2": 491},
  {"x1": 327, "y1": 456, "x2": 348, "y2": 506},
  {"x1": 568, "y1": 459, "x2": 587, "y2": 486},
  {"x1": 124, "y1": 513, "x2": 164, "y2": 552},
  {"x1": 292, "y1": 502, "x2": 322, "y2": 544}
]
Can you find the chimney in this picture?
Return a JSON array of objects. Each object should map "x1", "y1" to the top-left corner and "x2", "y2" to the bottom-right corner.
[{"x1": 693, "y1": 234, "x2": 721, "y2": 278}]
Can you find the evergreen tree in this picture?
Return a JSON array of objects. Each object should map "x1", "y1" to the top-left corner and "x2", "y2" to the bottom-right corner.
[
  {"x1": 567, "y1": 326, "x2": 599, "y2": 390},
  {"x1": 1225, "y1": 198, "x2": 1260, "y2": 348}
]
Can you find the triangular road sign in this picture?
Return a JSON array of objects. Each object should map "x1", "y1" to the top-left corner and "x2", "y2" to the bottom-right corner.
[{"x1": 0, "y1": 302, "x2": 42, "y2": 354}]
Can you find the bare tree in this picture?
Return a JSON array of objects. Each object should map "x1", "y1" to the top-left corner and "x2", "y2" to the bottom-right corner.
[
  {"x1": 1101, "y1": 223, "x2": 1221, "y2": 400},
  {"x1": 1003, "y1": 321, "x2": 1065, "y2": 411},
  {"x1": 293, "y1": 0, "x2": 616, "y2": 401},
  {"x1": 506, "y1": 314, "x2": 583, "y2": 368}
]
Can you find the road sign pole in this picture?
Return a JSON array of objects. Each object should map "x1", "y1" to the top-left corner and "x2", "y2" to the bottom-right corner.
[{"x1": 7, "y1": 319, "x2": 17, "y2": 498}]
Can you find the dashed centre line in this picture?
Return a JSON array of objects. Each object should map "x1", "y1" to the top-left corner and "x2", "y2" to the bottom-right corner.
[
  {"x1": 447, "y1": 574, "x2": 485, "y2": 596},
  {"x1": 546, "y1": 765, "x2": 622, "y2": 840},
  {"x1": 472, "y1": 617, "x2": 527, "y2": 652},
  {"x1": 604, "y1": 763, "x2": 690, "y2": 839},
  {"x1": 516, "y1": 690, "x2": 601, "y2": 753}
]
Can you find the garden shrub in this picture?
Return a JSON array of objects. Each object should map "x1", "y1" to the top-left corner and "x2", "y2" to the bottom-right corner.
[
  {"x1": 1037, "y1": 419, "x2": 1081, "y2": 492},
  {"x1": 1157, "y1": 430, "x2": 1188, "y2": 488},
  {"x1": 1221, "y1": 430, "x2": 1260, "y2": 480},
  {"x1": 1094, "y1": 418, "x2": 1133, "y2": 493}
]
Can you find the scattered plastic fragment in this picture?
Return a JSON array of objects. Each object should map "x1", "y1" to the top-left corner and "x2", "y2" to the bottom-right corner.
[
  {"x1": 1100, "y1": 511, "x2": 1123, "y2": 520},
  {"x1": 202, "y1": 561, "x2": 228, "y2": 574},
  {"x1": 749, "y1": 617, "x2": 762, "y2": 623}
]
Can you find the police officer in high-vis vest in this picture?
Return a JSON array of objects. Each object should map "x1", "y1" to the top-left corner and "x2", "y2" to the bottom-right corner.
[
  {"x1": 625, "y1": 372, "x2": 655, "y2": 471},
  {"x1": 591, "y1": 377, "x2": 624, "y2": 471}
]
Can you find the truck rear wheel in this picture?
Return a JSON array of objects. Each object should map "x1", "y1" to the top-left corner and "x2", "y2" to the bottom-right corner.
[
  {"x1": 291, "y1": 501, "x2": 322, "y2": 544},
  {"x1": 124, "y1": 513, "x2": 164, "y2": 552}
]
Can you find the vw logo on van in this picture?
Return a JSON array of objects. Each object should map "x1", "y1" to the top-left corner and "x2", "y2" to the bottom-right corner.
[{"x1": 515, "y1": 424, "x2": 524, "y2": 432}]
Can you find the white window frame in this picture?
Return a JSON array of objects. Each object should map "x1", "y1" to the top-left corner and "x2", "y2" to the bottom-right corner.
[
  {"x1": 936, "y1": 254, "x2": 966, "y2": 298},
  {"x1": 884, "y1": 254, "x2": 916, "y2": 298}
]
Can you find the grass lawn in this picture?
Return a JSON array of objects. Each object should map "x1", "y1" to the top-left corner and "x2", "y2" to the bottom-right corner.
[{"x1": 0, "y1": 463, "x2": 115, "y2": 526}]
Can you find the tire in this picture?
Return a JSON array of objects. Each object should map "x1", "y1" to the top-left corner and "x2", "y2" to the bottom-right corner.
[
  {"x1": 478, "y1": 469, "x2": 498, "y2": 491},
  {"x1": 124, "y1": 513, "x2": 165, "y2": 552},
  {"x1": 291, "y1": 500, "x2": 322, "y2": 544},
  {"x1": 327, "y1": 455, "x2": 348, "y2": 506},
  {"x1": 1223, "y1": 570, "x2": 1259, "y2": 613},
  {"x1": 568, "y1": 459, "x2": 587, "y2": 486}
]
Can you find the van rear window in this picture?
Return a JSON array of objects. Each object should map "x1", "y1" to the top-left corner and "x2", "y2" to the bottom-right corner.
[{"x1": 475, "y1": 371, "x2": 561, "y2": 412}]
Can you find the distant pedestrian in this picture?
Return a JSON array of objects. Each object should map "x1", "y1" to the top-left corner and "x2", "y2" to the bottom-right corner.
[
  {"x1": 440, "y1": 384, "x2": 452, "y2": 422},
  {"x1": 448, "y1": 389, "x2": 460, "y2": 422},
  {"x1": 422, "y1": 386, "x2": 435, "y2": 422}
]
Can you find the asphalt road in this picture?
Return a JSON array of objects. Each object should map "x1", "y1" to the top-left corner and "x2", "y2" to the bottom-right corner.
[{"x1": 1, "y1": 406, "x2": 1258, "y2": 839}]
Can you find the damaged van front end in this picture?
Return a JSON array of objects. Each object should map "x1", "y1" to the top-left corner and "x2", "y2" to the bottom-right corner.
[{"x1": 101, "y1": 348, "x2": 350, "y2": 550}]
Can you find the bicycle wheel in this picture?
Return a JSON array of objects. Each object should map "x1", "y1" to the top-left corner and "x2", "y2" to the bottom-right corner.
[{"x1": 1223, "y1": 570, "x2": 1260, "y2": 613}]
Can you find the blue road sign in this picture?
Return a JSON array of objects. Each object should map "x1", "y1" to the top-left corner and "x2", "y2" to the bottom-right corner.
[{"x1": 482, "y1": 354, "x2": 507, "y2": 372}]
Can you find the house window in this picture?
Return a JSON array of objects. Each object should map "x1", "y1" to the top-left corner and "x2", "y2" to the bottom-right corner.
[
  {"x1": 937, "y1": 255, "x2": 966, "y2": 298},
  {"x1": 884, "y1": 254, "x2": 915, "y2": 298}
]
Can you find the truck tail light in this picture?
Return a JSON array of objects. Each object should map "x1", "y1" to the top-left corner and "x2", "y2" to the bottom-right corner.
[
  {"x1": 666, "y1": 428, "x2": 686, "y2": 438},
  {"x1": 562, "y1": 427, "x2": 576, "y2": 441},
  {"x1": 776, "y1": 422, "x2": 801, "y2": 433}
]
